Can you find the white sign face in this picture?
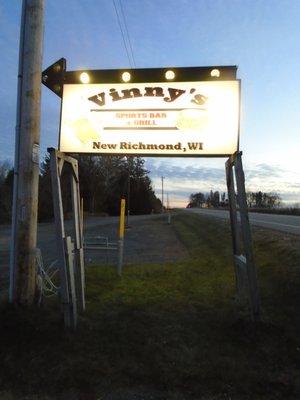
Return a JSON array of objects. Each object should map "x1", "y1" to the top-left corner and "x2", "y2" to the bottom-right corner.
[{"x1": 59, "y1": 81, "x2": 240, "y2": 156}]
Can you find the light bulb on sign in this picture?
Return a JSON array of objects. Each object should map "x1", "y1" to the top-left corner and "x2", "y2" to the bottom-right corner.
[
  {"x1": 165, "y1": 70, "x2": 175, "y2": 80},
  {"x1": 210, "y1": 69, "x2": 220, "y2": 78},
  {"x1": 80, "y1": 72, "x2": 90, "y2": 84},
  {"x1": 122, "y1": 72, "x2": 131, "y2": 82}
]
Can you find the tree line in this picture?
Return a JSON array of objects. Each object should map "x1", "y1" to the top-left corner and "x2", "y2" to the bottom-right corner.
[
  {"x1": 187, "y1": 191, "x2": 227, "y2": 208},
  {"x1": 188, "y1": 190, "x2": 281, "y2": 209},
  {"x1": 0, "y1": 161, "x2": 13, "y2": 223},
  {"x1": 0, "y1": 154, "x2": 162, "y2": 224}
]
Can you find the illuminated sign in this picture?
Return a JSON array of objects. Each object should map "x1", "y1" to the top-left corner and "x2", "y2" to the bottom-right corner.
[
  {"x1": 59, "y1": 80, "x2": 240, "y2": 156},
  {"x1": 41, "y1": 62, "x2": 240, "y2": 157}
]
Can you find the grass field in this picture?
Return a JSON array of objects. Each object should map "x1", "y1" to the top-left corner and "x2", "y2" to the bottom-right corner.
[{"x1": 0, "y1": 213, "x2": 299, "y2": 399}]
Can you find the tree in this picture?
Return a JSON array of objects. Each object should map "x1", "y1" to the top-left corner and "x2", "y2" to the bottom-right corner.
[
  {"x1": 246, "y1": 191, "x2": 281, "y2": 208},
  {"x1": 118, "y1": 157, "x2": 160, "y2": 215},
  {"x1": 205, "y1": 190, "x2": 220, "y2": 208},
  {"x1": 77, "y1": 155, "x2": 112, "y2": 214},
  {"x1": 188, "y1": 192, "x2": 205, "y2": 208},
  {"x1": 0, "y1": 163, "x2": 14, "y2": 223},
  {"x1": 212, "y1": 191, "x2": 220, "y2": 207},
  {"x1": 0, "y1": 160, "x2": 12, "y2": 184},
  {"x1": 187, "y1": 190, "x2": 234, "y2": 208},
  {"x1": 38, "y1": 154, "x2": 53, "y2": 221},
  {"x1": 221, "y1": 192, "x2": 226, "y2": 203},
  {"x1": 36, "y1": 153, "x2": 161, "y2": 221}
]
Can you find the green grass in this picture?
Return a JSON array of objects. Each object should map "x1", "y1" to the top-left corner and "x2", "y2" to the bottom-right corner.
[{"x1": 0, "y1": 213, "x2": 299, "y2": 399}]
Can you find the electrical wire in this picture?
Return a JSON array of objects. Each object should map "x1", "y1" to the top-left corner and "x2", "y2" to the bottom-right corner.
[
  {"x1": 112, "y1": 0, "x2": 132, "y2": 67},
  {"x1": 112, "y1": 0, "x2": 135, "y2": 68},
  {"x1": 35, "y1": 249, "x2": 60, "y2": 306},
  {"x1": 118, "y1": 0, "x2": 136, "y2": 68}
]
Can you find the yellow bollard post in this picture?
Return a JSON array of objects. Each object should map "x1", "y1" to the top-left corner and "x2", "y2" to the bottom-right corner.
[{"x1": 118, "y1": 198, "x2": 126, "y2": 275}]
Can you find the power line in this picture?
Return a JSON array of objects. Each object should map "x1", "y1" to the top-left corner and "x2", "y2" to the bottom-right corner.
[
  {"x1": 118, "y1": 0, "x2": 136, "y2": 68},
  {"x1": 112, "y1": 0, "x2": 134, "y2": 68}
]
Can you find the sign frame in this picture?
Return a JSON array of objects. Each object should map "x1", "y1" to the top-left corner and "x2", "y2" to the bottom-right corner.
[
  {"x1": 42, "y1": 60, "x2": 260, "y2": 322},
  {"x1": 42, "y1": 61, "x2": 241, "y2": 158}
]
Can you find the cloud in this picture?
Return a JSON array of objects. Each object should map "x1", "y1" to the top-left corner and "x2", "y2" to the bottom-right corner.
[
  {"x1": 146, "y1": 159, "x2": 225, "y2": 182},
  {"x1": 244, "y1": 164, "x2": 300, "y2": 200},
  {"x1": 147, "y1": 159, "x2": 228, "y2": 206},
  {"x1": 146, "y1": 159, "x2": 300, "y2": 207},
  {"x1": 245, "y1": 163, "x2": 284, "y2": 180}
]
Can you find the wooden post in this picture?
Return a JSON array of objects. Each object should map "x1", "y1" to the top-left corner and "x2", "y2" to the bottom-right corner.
[
  {"x1": 10, "y1": 0, "x2": 44, "y2": 304},
  {"x1": 234, "y1": 152, "x2": 260, "y2": 320}
]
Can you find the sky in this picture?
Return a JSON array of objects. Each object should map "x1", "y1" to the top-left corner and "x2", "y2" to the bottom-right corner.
[{"x1": 0, "y1": 0, "x2": 299, "y2": 207}]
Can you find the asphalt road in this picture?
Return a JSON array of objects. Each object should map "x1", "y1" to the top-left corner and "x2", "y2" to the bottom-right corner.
[{"x1": 185, "y1": 208, "x2": 300, "y2": 235}]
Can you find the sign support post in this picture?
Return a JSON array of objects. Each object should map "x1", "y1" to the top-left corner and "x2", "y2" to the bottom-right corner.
[
  {"x1": 70, "y1": 160, "x2": 86, "y2": 312},
  {"x1": 49, "y1": 148, "x2": 73, "y2": 328},
  {"x1": 49, "y1": 148, "x2": 85, "y2": 328},
  {"x1": 226, "y1": 152, "x2": 260, "y2": 320}
]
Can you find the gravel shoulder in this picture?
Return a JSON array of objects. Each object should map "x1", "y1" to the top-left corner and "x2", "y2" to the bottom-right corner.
[
  {"x1": 2, "y1": 210, "x2": 299, "y2": 292},
  {"x1": 84, "y1": 214, "x2": 188, "y2": 266},
  {"x1": 0, "y1": 214, "x2": 188, "y2": 291}
]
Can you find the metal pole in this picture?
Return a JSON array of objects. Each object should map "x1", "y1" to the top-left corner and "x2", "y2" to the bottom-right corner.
[
  {"x1": 126, "y1": 161, "x2": 130, "y2": 227},
  {"x1": 226, "y1": 156, "x2": 246, "y2": 303},
  {"x1": 9, "y1": 0, "x2": 44, "y2": 304},
  {"x1": 161, "y1": 176, "x2": 164, "y2": 213},
  {"x1": 80, "y1": 197, "x2": 84, "y2": 243},
  {"x1": 118, "y1": 199, "x2": 126, "y2": 276},
  {"x1": 49, "y1": 149, "x2": 72, "y2": 328},
  {"x1": 225, "y1": 156, "x2": 240, "y2": 255},
  {"x1": 234, "y1": 152, "x2": 260, "y2": 320},
  {"x1": 167, "y1": 193, "x2": 171, "y2": 224}
]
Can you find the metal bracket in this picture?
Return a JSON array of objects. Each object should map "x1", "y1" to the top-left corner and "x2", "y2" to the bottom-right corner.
[{"x1": 42, "y1": 58, "x2": 66, "y2": 97}]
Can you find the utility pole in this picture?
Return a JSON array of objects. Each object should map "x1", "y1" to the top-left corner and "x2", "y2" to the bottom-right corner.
[
  {"x1": 166, "y1": 193, "x2": 171, "y2": 224},
  {"x1": 9, "y1": 0, "x2": 44, "y2": 304},
  {"x1": 161, "y1": 176, "x2": 164, "y2": 213}
]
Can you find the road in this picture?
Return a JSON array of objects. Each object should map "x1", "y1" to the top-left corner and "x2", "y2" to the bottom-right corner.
[{"x1": 185, "y1": 208, "x2": 300, "y2": 235}]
